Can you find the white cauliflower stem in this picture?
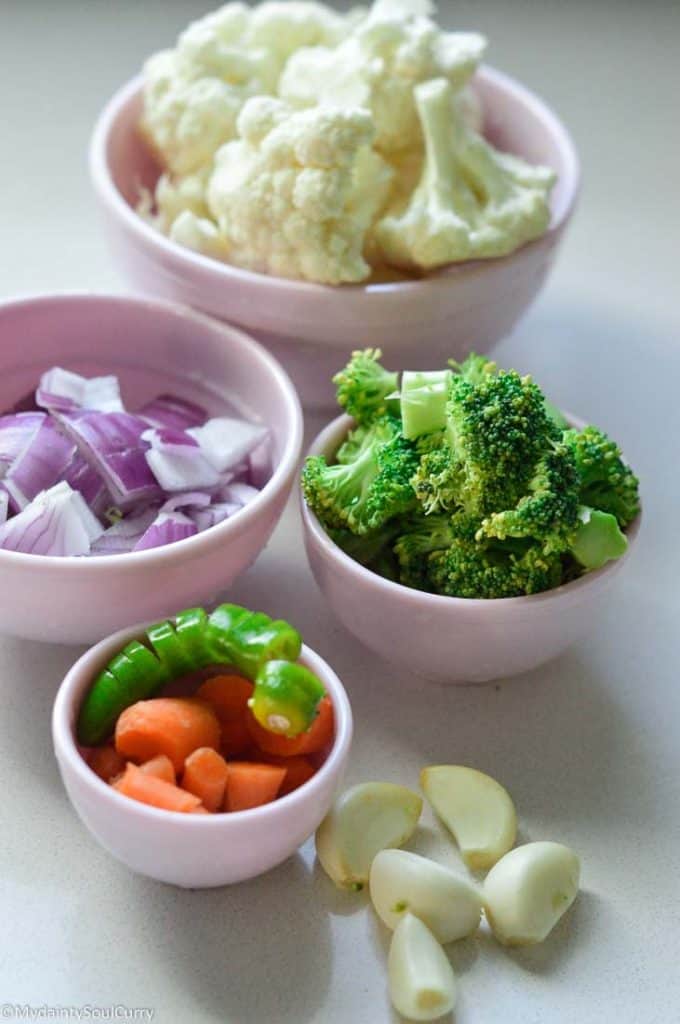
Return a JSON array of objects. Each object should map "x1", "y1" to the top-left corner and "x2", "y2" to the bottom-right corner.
[
  {"x1": 375, "y1": 77, "x2": 556, "y2": 269},
  {"x1": 207, "y1": 97, "x2": 392, "y2": 283},
  {"x1": 279, "y1": 0, "x2": 486, "y2": 154}
]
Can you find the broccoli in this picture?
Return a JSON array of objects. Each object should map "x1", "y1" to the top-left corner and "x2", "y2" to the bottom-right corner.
[
  {"x1": 449, "y1": 352, "x2": 497, "y2": 385},
  {"x1": 569, "y1": 507, "x2": 628, "y2": 570},
  {"x1": 477, "y1": 441, "x2": 580, "y2": 555},
  {"x1": 427, "y1": 533, "x2": 564, "y2": 599},
  {"x1": 301, "y1": 415, "x2": 418, "y2": 535},
  {"x1": 393, "y1": 513, "x2": 457, "y2": 588},
  {"x1": 333, "y1": 349, "x2": 399, "y2": 424},
  {"x1": 562, "y1": 426, "x2": 640, "y2": 528}
]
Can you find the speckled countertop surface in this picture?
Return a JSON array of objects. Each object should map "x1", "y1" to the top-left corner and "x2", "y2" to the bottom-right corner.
[{"x1": 1, "y1": 2, "x2": 679, "y2": 1022}]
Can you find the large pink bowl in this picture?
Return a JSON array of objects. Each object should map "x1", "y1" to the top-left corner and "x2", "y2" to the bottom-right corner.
[
  {"x1": 53, "y1": 624, "x2": 352, "y2": 887},
  {"x1": 90, "y1": 67, "x2": 579, "y2": 409},
  {"x1": 0, "y1": 294, "x2": 302, "y2": 644},
  {"x1": 301, "y1": 415, "x2": 640, "y2": 684}
]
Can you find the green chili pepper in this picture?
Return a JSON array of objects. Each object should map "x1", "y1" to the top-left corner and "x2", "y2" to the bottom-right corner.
[
  {"x1": 203, "y1": 604, "x2": 301, "y2": 678},
  {"x1": 174, "y1": 607, "x2": 209, "y2": 665},
  {"x1": 76, "y1": 604, "x2": 306, "y2": 747},
  {"x1": 77, "y1": 641, "x2": 166, "y2": 746},
  {"x1": 250, "y1": 660, "x2": 326, "y2": 737}
]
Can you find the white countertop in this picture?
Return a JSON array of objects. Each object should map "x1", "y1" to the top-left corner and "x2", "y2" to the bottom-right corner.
[{"x1": 1, "y1": 2, "x2": 679, "y2": 1023}]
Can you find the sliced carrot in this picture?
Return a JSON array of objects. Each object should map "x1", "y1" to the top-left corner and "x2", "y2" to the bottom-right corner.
[
  {"x1": 258, "y1": 754, "x2": 316, "y2": 796},
  {"x1": 196, "y1": 675, "x2": 254, "y2": 757},
  {"x1": 115, "y1": 698, "x2": 220, "y2": 772},
  {"x1": 246, "y1": 696, "x2": 334, "y2": 758},
  {"x1": 88, "y1": 744, "x2": 126, "y2": 783},
  {"x1": 224, "y1": 762, "x2": 286, "y2": 812},
  {"x1": 113, "y1": 763, "x2": 202, "y2": 813},
  {"x1": 139, "y1": 754, "x2": 176, "y2": 784},
  {"x1": 181, "y1": 747, "x2": 230, "y2": 812},
  {"x1": 190, "y1": 806, "x2": 211, "y2": 815}
]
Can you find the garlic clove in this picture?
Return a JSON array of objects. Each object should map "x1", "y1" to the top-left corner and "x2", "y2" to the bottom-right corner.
[
  {"x1": 388, "y1": 912, "x2": 457, "y2": 1021},
  {"x1": 420, "y1": 765, "x2": 517, "y2": 870},
  {"x1": 483, "y1": 841, "x2": 580, "y2": 946},
  {"x1": 370, "y1": 848, "x2": 482, "y2": 943},
  {"x1": 315, "y1": 782, "x2": 422, "y2": 890}
]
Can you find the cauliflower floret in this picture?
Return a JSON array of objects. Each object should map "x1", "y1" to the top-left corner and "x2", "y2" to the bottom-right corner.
[
  {"x1": 169, "y1": 210, "x2": 230, "y2": 259},
  {"x1": 206, "y1": 97, "x2": 393, "y2": 283},
  {"x1": 279, "y1": 0, "x2": 486, "y2": 154},
  {"x1": 373, "y1": 77, "x2": 556, "y2": 269},
  {"x1": 140, "y1": 1, "x2": 364, "y2": 178}
]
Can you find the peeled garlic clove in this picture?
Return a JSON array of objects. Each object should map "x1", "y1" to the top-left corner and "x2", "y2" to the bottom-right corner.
[
  {"x1": 483, "y1": 841, "x2": 580, "y2": 946},
  {"x1": 315, "y1": 782, "x2": 422, "y2": 890},
  {"x1": 420, "y1": 765, "x2": 517, "y2": 870},
  {"x1": 370, "y1": 848, "x2": 482, "y2": 943},
  {"x1": 388, "y1": 912, "x2": 457, "y2": 1021}
]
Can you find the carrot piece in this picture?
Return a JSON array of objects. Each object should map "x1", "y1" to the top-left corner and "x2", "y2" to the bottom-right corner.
[
  {"x1": 246, "y1": 696, "x2": 334, "y2": 758},
  {"x1": 224, "y1": 762, "x2": 286, "y2": 812},
  {"x1": 181, "y1": 747, "x2": 230, "y2": 812},
  {"x1": 139, "y1": 754, "x2": 176, "y2": 784},
  {"x1": 88, "y1": 744, "x2": 126, "y2": 783},
  {"x1": 190, "y1": 806, "x2": 211, "y2": 815},
  {"x1": 259, "y1": 754, "x2": 316, "y2": 796},
  {"x1": 196, "y1": 675, "x2": 254, "y2": 756},
  {"x1": 115, "y1": 698, "x2": 221, "y2": 772},
  {"x1": 113, "y1": 763, "x2": 202, "y2": 813}
]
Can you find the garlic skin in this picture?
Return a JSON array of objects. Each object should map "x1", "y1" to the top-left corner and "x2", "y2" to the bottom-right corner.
[
  {"x1": 483, "y1": 841, "x2": 580, "y2": 946},
  {"x1": 420, "y1": 765, "x2": 517, "y2": 870},
  {"x1": 315, "y1": 782, "x2": 422, "y2": 890},
  {"x1": 370, "y1": 849, "x2": 482, "y2": 943},
  {"x1": 388, "y1": 912, "x2": 457, "y2": 1021}
]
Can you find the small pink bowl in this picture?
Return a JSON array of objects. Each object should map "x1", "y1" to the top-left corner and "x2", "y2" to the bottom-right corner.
[
  {"x1": 53, "y1": 623, "x2": 352, "y2": 887},
  {"x1": 301, "y1": 414, "x2": 640, "y2": 684},
  {"x1": 90, "y1": 66, "x2": 579, "y2": 409},
  {"x1": 0, "y1": 294, "x2": 302, "y2": 644}
]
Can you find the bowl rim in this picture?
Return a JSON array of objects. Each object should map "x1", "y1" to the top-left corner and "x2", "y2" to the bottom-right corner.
[
  {"x1": 301, "y1": 412, "x2": 641, "y2": 610},
  {"x1": 0, "y1": 291, "x2": 303, "y2": 570},
  {"x1": 89, "y1": 64, "x2": 580, "y2": 298},
  {"x1": 52, "y1": 625, "x2": 353, "y2": 826}
]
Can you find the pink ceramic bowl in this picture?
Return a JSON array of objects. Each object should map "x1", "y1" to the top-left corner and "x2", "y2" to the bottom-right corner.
[
  {"x1": 90, "y1": 66, "x2": 579, "y2": 409},
  {"x1": 301, "y1": 415, "x2": 640, "y2": 685},
  {"x1": 53, "y1": 623, "x2": 352, "y2": 887},
  {"x1": 0, "y1": 294, "x2": 302, "y2": 644}
]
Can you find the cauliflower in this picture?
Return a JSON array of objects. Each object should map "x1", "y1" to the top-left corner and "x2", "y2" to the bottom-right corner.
[
  {"x1": 278, "y1": 0, "x2": 486, "y2": 154},
  {"x1": 169, "y1": 210, "x2": 230, "y2": 259},
  {"x1": 206, "y1": 96, "x2": 393, "y2": 283},
  {"x1": 374, "y1": 77, "x2": 556, "y2": 270},
  {"x1": 140, "y1": 1, "x2": 363, "y2": 177}
]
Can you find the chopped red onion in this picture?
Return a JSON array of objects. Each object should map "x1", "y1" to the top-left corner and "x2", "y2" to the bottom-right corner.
[
  {"x1": 90, "y1": 507, "x2": 159, "y2": 555},
  {"x1": 139, "y1": 394, "x2": 206, "y2": 432},
  {"x1": 0, "y1": 412, "x2": 45, "y2": 478},
  {"x1": 160, "y1": 491, "x2": 213, "y2": 513},
  {"x1": 0, "y1": 489, "x2": 7, "y2": 526},
  {"x1": 187, "y1": 417, "x2": 268, "y2": 473},
  {"x1": 0, "y1": 481, "x2": 103, "y2": 556},
  {"x1": 145, "y1": 447, "x2": 220, "y2": 492},
  {"x1": 3, "y1": 417, "x2": 76, "y2": 510},
  {"x1": 134, "y1": 510, "x2": 198, "y2": 551},
  {"x1": 220, "y1": 482, "x2": 260, "y2": 506},
  {"x1": 37, "y1": 367, "x2": 124, "y2": 414},
  {"x1": 56, "y1": 411, "x2": 161, "y2": 509}
]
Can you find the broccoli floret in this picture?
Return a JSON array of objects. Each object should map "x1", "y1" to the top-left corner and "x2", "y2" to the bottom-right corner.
[
  {"x1": 333, "y1": 348, "x2": 399, "y2": 424},
  {"x1": 427, "y1": 534, "x2": 563, "y2": 599},
  {"x1": 329, "y1": 521, "x2": 400, "y2": 567},
  {"x1": 449, "y1": 352, "x2": 497, "y2": 384},
  {"x1": 301, "y1": 416, "x2": 418, "y2": 535},
  {"x1": 335, "y1": 416, "x2": 395, "y2": 465},
  {"x1": 562, "y1": 426, "x2": 640, "y2": 528},
  {"x1": 477, "y1": 441, "x2": 580, "y2": 554},
  {"x1": 569, "y1": 506, "x2": 628, "y2": 569},
  {"x1": 393, "y1": 513, "x2": 457, "y2": 588}
]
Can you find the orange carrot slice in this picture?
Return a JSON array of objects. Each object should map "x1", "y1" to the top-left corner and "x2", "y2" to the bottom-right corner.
[
  {"x1": 115, "y1": 698, "x2": 220, "y2": 772},
  {"x1": 113, "y1": 763, "x2": 202, "y2": 813},
  {"x1": 88, "y1": 744, "x2": 126, "y2": 783},
  {"x1": 246, "y1": 696, "x2": 334, "y2": 758},
  {"x1": 259, "y1": 754, "x2": 316, "y2": 796},
  {"x1": 139, "y1": 754, "x2": 176, "y2": 784},
  {"x1": 196, "y1": 675, "x2": 254, "y2": 757},
  {"x1": 224, "y1": 762, "x2": 286, "y2": 812},
  {"x1": 181, "y1": 747, "x2": 230, "y2": 812}
]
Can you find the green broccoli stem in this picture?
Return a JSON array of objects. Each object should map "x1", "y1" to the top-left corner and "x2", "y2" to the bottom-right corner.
[{"x1": 570, "y1": 507, "x2": 628, "y2": 570}]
